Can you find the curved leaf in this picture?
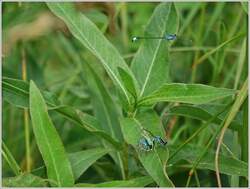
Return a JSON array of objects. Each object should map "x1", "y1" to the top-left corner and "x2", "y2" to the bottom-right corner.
[
  {"x1": 139, "y1": 83, "x2": 236, "y2": 106},
  {"x1": 47, "y1": 2, "x2": 138, "y2": 105},
  {"x1": 29, "y1": 81, "x2": 74, "y2": 186},
  {"x1": 131, "y1": 3, "x2": 178, "y2": 97}
]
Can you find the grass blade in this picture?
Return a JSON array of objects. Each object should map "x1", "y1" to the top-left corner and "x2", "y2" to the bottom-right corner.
[
  {"x1": 75, "y1": 176, "x2": 154, "y2": 187},
  {"x1": 2, "y1": 141, "x2": 22, "y2": 176},
  {"x1": 193, "y1": 33, "x2": 245, "y2": 67},
  {"x1": 29, "y1": 80, "x2": 74, "y2": 186}
]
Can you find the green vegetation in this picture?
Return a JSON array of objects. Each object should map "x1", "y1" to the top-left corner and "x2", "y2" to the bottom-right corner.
[{"x1": 2, "y1": 2, "x2": 248, "y2": 187}]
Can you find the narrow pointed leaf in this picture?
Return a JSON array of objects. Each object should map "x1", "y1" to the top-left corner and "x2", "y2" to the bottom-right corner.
[
  {"x1": 82, "y1": 62, "x2": 125, "y2": 177},
  {"x1": 3, "y1": 77, "x2": 122, "y2": 150},
  {"x1": 47, "y1": 2, "x2": 138, "y2": 105},
  {"x1": 118, "y1": 66, "x2": 137, "y2": 98},
  {"x1": 29, "y1": 81, "x2": 74, "y2": 186},
  {"x1": 69, "y1": 148, "x2": 111, "y2": 180},
  {"x1": 2, "y1": 141, "x2": 22, "y2": 176},
  {"x1": 131, "y1": 3, "x2": 178, "y2": 97},
  {"x1": 139, "y1": 83, "x2": 236, "y2": 106},
  {"x1": 75, "y1": 176, "x2": 154, "y2": 187}
]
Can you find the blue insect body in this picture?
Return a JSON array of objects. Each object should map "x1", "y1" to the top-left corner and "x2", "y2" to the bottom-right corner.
[
  {"x1": 138, "y1": 138, "x2": 153, "y2": 151},
  {"x1": 138, "y1": 128, "x2": 167, "y2": 152},
  {"x1": 132, "y1": 33, "x2": 177, "y2": 42}
]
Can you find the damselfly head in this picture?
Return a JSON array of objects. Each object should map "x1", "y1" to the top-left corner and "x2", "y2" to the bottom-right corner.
[
  {"x1": 132, "y1": 37, "x2": 138, "y2": 42},
  {"x1": 165, "y1": 34, "x2": 177, "y2": 41}
]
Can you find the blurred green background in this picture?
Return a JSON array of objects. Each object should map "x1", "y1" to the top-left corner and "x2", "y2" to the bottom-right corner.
[{"x1": 2, "y1": 2, "x2": 248, "y2": 187}]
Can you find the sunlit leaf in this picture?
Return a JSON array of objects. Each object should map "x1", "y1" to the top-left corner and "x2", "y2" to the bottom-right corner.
[{"x1": 131, "y1": 3, "x2": 178, "y2": 97}]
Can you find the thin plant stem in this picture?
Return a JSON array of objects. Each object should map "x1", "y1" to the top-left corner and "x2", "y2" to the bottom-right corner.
[
  {"x1": 191, "y1": 5, "x2": 205, "y2": 83},
  {"x1": 22, "y1": 47, "x2": 31, "y2": 172},
  {"x1": 215, "y1": 78, "x2": 248, "y2": 187},
  {"x1": 193, "y1": 33, "x2": 245, "y2": 68},
  {"x1": 194, "y1": 170, "x2": 201, "y2": 187},
  {"x1": 186, "y1": 172, "x2": 192, "y2": 187},
  {"x1": 185, "y1": 101, "x2": 234, "y2": 186},
  {"x1": 234, "y1": 38, "x2": 246, "y2": 90}
]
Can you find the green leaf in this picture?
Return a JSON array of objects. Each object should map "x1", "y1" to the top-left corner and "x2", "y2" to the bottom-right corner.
[
  {"x1": 3, "y1": 77, "x2": 122, "y2": 150},
  {"x1": 83, "y1": 62, "x2": 123, "y2": 141},
  {"x1": 168, "y1": 105, "x2": 241, "y2": 131},
  {"x1": 47, "y1": 2, "x2": 137, "y2": 105},
  {"x1": 120, "y1": 110, "x2": 174, "y2": 187},
  {"x1": 29, "y1": 81, "x2": 74, "y2": 186},
  {"x1": 3, "y1": 173, "x2": 47, "y2": 187},
  {"x1": 82, "y1": 62, "x2": 125, "y2": 177},
  {"x1": 69, "y1": 148, "x2": 111, "y2": 180},
  {"x1": 168, "y1": 144, "x2": 248, "y2": 177},
  {"x1": 75, "y1": 176, "x2": 154, "y2": 187},
  {"x1": 2, "y1": 141, "x2": 22, "y2": 176},
  {"x1": 131, "y1": 3, "x2": 178, "y2": 97},
  {"x1": 118, "y1": 66, "x2": 138, "y2": 98},
  {"x1": 139, "y1": 83, "x2": 236, "y2": 106}
]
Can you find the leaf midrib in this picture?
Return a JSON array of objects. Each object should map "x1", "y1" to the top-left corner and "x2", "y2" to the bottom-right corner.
[
  {"x1": 141, "y1": 91, "x2": 233, "y2": 103},
  {"x1": 35, "y1": 108, "x2": 62, "y2": 186},
  {"x1": 53, "y1": 4, "x2": 130, "y2": 104},
  {"x1": 139, "y1": 5, "x2": 171, "y2": 97}
]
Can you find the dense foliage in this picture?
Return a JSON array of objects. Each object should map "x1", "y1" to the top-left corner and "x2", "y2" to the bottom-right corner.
[{"x1": 2, "y1": 2, "x2": 248, "y2": 187}]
